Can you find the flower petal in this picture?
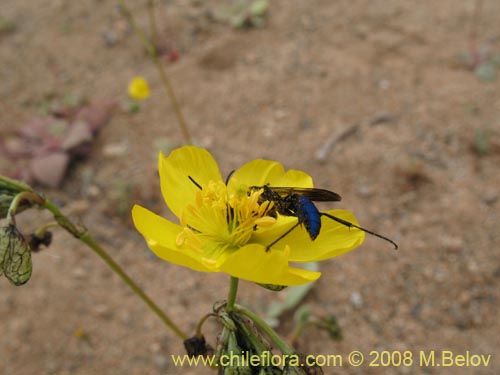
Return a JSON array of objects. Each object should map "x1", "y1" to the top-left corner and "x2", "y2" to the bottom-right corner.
[
  {"x1": 252, "y1": 210, "x2": 364, "y2": 262},
  {"x1": 128, "y1": 76, "x2": 151, "y2": 100},
  {"x1": 228, "y1": 159, "x2": 313, "y2": 193},
  {"x1": 159, "y1": 146, "x2": 223, "y2": 218},
  {"x1": 220, "y1": 244, "x2": 321, "y2": 286},
  {"x1": 132, "y1": 205, "x2": 212, "y2": 272}
]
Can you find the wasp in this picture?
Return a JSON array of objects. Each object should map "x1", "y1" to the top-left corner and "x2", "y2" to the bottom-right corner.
[
  {"x1": 250, "y1": 185, "x2": 398, "y2": 250},
  {"x1": 187, "y1": 175, "x2": 398, "y2": 250}
]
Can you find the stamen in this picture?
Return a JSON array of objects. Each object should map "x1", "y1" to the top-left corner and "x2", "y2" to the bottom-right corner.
[{"x1": 178, "y1": 180, "x2": 278, "y2": 254}]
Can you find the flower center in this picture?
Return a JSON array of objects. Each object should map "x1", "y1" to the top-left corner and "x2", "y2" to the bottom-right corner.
[{"x1": 176, "y1": 181, "x2": 276, "y2": 256}]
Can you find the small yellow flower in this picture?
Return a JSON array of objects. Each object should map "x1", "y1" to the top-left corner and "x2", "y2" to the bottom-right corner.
[
  {"x1": 128, "y1": 76, "x2": 150, "y2": 100},
  {"x1": 132, "y1": 146, "x2": 364, "y2": 285}
]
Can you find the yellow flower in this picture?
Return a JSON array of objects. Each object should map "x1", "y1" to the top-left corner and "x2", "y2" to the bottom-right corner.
[
  {"x1": 128, "y1": 76, "x2": 151, "y2": 100},
  {"x1": 132, "y1": 146, "x2": 364, "y2": 286}
]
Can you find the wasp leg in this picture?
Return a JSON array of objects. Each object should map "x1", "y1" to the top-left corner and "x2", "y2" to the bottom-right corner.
[{"x1": 265, "y1": 222, "x2": 302, "y2": 251}]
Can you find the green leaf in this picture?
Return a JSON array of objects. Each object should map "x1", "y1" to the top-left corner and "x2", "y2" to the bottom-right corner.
[
  {"x1": 474, "y1": 128, "x2": 491, "y2": 155},
  {"x1": 293, "y1": 304, "x2": 311, "y2": 326},
  {"x1": 323, "y1": 314, "x2": 343, "y2": 340},
  {"x1": 490, "y1": 54, "x2": 500, "y2": 67},
  {"x1": 265, "y1": 262, "x2": 318, "y2": 326},
  {"x1": 474, "y1": 63, "x2": 497, "y2": 82},
  {"x1": 250, "y1": 0, "x2": 269, "y2": 17}
]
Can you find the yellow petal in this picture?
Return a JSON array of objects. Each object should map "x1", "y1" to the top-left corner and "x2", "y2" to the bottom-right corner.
[
  {"x1": 159, "y1": 146, "x2": 223, "y2": 218},
  {"x1": 253, "y1": 210, "x2": 364, "y2": 262},
  {"x1": 227, "y1": 159, "x2": 313, "y2": 192},
  {"x1": 132, "y1": 205, "x2": 212, "y2": 272},
  {"x1": 220, "y1": 244, "x2": 321, "y2": 286},
  {"x1": 274, "y1": 169, "x2": 313, "y2": 188}
]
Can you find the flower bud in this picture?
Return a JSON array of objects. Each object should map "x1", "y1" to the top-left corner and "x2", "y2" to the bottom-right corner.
[
  {"x1": 184, "y1": 335, "x2": 211, "y2": 357},
  {"x1": 29, "y1": 230, "x2": 53, "y2": 252},
  {"x1": 0, "y1": 224, "x2": 32, "y2": 286},
  {"x1": 128, "y1": 76, "x2": 150, "y2": 100}
]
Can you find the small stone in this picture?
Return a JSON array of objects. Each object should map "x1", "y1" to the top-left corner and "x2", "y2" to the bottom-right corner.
[
  {"x1": 102, "y1": 30, "x2": 118, "y2": 47},
  {"x1": 65, "y1": 199, "x2": 90, "y2": 216},
  {"x1": 103, "y1": 142, "x2": 128, "y2": 157},
  {"x1": 350, "y1": 291, "x2": 363, "y2": 308},
  {"x1": 30, "y1": 152, "x2": 69, "y2": 188},
  {"x1": 61, "y1": 121, "x2": 92, "y2": 151},
  {"x1": 153, "y1": 355, "x2": 168, "y2": 371},
  {"x1": 72, "y1": 267, "x2": 88, "y2": 279}
]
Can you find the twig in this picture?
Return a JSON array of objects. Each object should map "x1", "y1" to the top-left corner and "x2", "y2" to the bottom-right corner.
[
  {"x1": 315, "y1": 112, "x2": 395, "y2": 163},
  {"x1": 468, "y1": 0, "x2": 484, "y2": 68},
  {"x1": 118, "y1": 0, "x2": 193, "y2": 145}
]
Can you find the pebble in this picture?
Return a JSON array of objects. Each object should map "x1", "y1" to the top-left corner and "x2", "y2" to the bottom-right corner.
[
  {"x1": 72, "y1": 266, "x2": 88, "y2": 279},
  {"x1": 30, "y1": 152, "x2": 70, "y2": 188},
  {"x1": 103, "y1": 142, "x2": 129, "y2": 157},
  {"x1": 350, "y1": 291, "x2": 363, "y2": 308},
  {"x1": 65, "y1": 199, "x2": 90, "y2": 216},
  {"x1": 153, "y1": 355, "x2": 169, "y2": 371}
]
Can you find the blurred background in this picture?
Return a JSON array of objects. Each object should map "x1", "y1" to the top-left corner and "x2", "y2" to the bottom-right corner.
[{"x1": 1, "y1": 1, "x2": 499, "y2": 374}]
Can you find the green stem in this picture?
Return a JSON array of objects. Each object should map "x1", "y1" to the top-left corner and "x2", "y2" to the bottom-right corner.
[
  {"x1": 147, "y1": 0, "x2": 159, "y2": 50},
  {"x1": 234, "y1": 304, "x2": 295, "y2": 355},
  {"x1": 232, "y1": 314, "x2": 269, "y2": 354},
  {"x1": 226, "y1": 276, "x2": 239, "y2": 312},
  {"x1": 43, "y1": 199, "x2": 188, "y2": 340},
  {"x1": 0, "y1": 175, "x2": 33, "y2": 193},
  {"x1": 195, "y1": 313, "x2": 216, "y2": 338},
  {"x1": 7, "y1": 191, "x2": 45, "y2": 224},
  {"x1": 289, "y1": 321, "x2": 314, "y2": 347},
  {"x1": 1, "y1": 176, "x2": 188, "y2": 341},
  {"x1": 33, "y1": 222, "x2": 59, "y2": 238},
  {"x1": 78, "y1": 232, "x2": 188, "y2": 340},
  {"x1": 117, "y1": 0, "x2": 193, "y2": 145}
]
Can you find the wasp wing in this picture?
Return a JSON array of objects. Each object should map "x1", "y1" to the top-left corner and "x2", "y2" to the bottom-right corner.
[{"x1": 267, "y1": 187, "x2": 342, "y2": 202}]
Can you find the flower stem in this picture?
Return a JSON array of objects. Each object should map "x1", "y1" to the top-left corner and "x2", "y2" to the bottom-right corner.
[
  {"x1": 147, "y1": 0, "x2": 159, "y2": 50},
  {"x1": 7, "y1": 191, "x2": 45, "y2": 224},
  {"x1": 234, "y1": 304, "x2": 296, "y2": 355},
  {"x1": 33, "y1": 222, "x2": 59, "y2": 239},
  {"x1": 79, "y1": 232, "x2": 188, "y2": 340},
  {"x1": 289, "y1": 320, "x2": 313, "y2": 347},
  {"x1": 226, "y1": 276, "x2": 239, "y2": 312},
  {"x1": 117, "y1": 0, "x2": 193, "y2": 145},
  {"x1": 44, "y1": 199, "x2": 188, "y2": 340},
  {"x1": 1, "y1": 175, "x2": 188, "y2": 341},
  {"x1": 232, "y1": 313, "x2": 269, "y2": 354},
  {"x1": 195, "y1": 313, "x2": 216, "y2": 338}
]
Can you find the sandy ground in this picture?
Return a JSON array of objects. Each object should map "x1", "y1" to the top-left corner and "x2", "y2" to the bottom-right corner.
[{"x1": 1, "y1": 1, "x2": 499, "y2": 374}]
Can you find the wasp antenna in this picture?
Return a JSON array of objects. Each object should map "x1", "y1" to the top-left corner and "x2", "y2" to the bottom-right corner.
[
  {"x1": 321, "y1": 212, "x2": 398, "y2": 250},
  {"x1": 188, "y1": 176, "x2": 203, "y2": 190}
]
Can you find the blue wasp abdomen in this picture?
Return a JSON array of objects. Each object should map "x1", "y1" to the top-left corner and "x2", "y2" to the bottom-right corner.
[{"x1": 295, "y1": 195, "x2": 322, "y2": 240}]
